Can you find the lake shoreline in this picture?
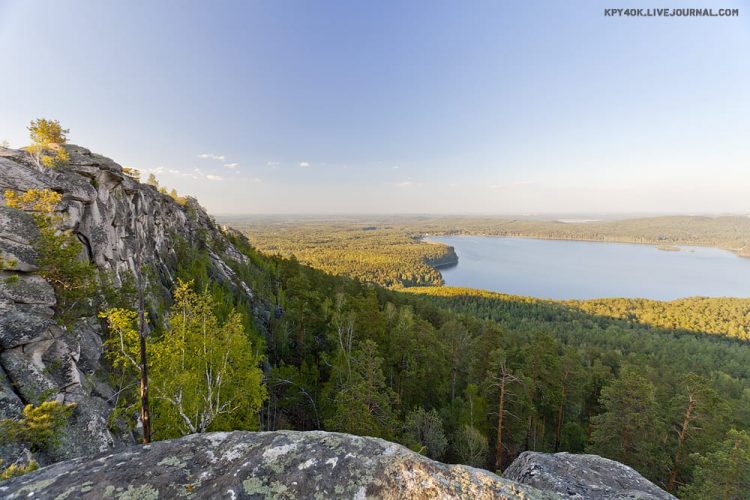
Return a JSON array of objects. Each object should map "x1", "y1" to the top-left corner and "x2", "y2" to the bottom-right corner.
[
  {"x1": 422, "y1": 234, "x2": 750, "y2": 301},
  {"x1": 422, "y1": 232, "x2": 747, "y2": 258}
]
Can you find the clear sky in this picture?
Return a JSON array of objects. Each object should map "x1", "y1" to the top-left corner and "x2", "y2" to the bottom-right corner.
[{"x1": 1, "y1": 0, "x2": 748, "y2": 215}]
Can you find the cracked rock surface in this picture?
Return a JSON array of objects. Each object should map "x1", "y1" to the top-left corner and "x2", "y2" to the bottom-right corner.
[
  {"x1": 503, "y1": 451, "x2": 675, "y2": 500},
  {"x1": 0, "y1": 431, "x2": 555, "y2": 499}
]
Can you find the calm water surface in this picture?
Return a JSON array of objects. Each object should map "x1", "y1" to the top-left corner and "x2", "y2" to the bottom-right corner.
[{"x1": 429, "y1": 236, "x2": 750, "y2": 300}]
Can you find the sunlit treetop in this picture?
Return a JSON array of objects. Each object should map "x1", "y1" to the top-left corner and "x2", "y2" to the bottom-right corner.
[{"x1": 28, "y1": 119, "x2": 68, "y2": 147}]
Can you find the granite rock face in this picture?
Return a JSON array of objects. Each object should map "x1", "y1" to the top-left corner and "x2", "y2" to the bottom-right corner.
[
  {"x1": 0, "y1": 145, "x2": 263, "y2": 465},
  {"x1": 0, "y1": 431, "x2": 554, "y2": 500},
  {"x1": 503, "y1": 451, "x2": 675, "y2": 500}
]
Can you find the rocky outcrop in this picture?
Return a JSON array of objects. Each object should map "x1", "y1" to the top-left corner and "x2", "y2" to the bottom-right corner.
[
  {"x1": 0, "y1": 430, "x2": 554, "y2": 499},
  {"x1": 0, "y1": 146, "x2": 263, "y2": 464},
  {"x1": 503, "y1": 451, "x2": 675, "y2": 500}
]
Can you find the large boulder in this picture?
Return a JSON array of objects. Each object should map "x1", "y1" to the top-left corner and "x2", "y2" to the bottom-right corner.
[
  {"x1": 0, "y1": 431, "x2": 555, "y2": 499},
  {"x1": 503, "y1": 451, "x2": 675, "y2": 500}
]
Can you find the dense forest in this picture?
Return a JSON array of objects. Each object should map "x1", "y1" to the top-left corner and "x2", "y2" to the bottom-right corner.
[
  {"x1": 197, "y1": 229, "x2": 750, "y2": 496},
  {"x1": 222, "y1": 216, "x2": 457, "y2": 287},
  {"x1": 404, "y1": 287, "x2": 750, "y2": 342},
  {"x1": 222, "y1": 215, "x2": 750, "y2": 288}
]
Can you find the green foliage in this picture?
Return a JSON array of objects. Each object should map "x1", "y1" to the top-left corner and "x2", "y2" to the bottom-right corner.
[
  {"x1": 588, "y1": 368, "x2": 666, "y2": 477},
  {"x1": 28, "y1": 118, "x2": 68, "y2": 146},
  {"x1": 100, "y1": 276, "x2": 266, "y2": 439},
  {"x1": 406, "y1": 286, "x2": 750, "y2": 342},
  {"x1": 150, "y1": 280, "x2": 265, "y2": 438},
  {"x1": 571, "y1": 296, "x2": 750, "y2": 341},
  {"x1": 680, "y1": 429, "x2": 750, "y2": 499},
  {"x1": 99, "y1": 308, "x2": 141, "y2": 372},
  {"x1": 403, "y1": 407, "x2": 448, "y2": 460},
  {"x1": 26, "y1": 118, "x2": 70, "y2": 169},
  {"x1": 664, "y1": 373, "x2": 729, "y2": 492},
  {"x1": 325, "y1": 340, "x2": 398, "y2": 440},
  {"x1": 0, "y1": 459, "x2": 39, "y2": 481},
  {"x1": 231, "y1": 218, "x2": 457, "y2": 287},
  {"x1": 35, "y1": 222, "x2": 97, "y2": 322},
  {"x1": 453, "y1": 425, "x2": 489, "y2": 468},
  {"x1": 168, "y1": 188, "x2": 188, "y2": 206},
  {"x1": 0, "y1": 401, "x2": 76, "y2": 451},
  {"x1": 99, "y1": 306, "x2": 143, "y2": 431},
  {"x1": 4, "y1": 189, "x2": 97, "y2": 323}
]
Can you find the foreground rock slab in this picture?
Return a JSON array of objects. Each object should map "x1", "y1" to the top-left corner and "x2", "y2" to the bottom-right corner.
[
  {"x1": 0, "y1": 430, "x2": 555, "y2": 499},
  {"x1": 503, "y1": 451, "x2": 675, "y2": 500}
]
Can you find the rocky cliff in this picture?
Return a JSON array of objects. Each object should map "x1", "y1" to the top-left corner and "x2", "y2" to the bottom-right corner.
[{"x1": 0, "y1": 145, "x2": 264, "y2": 464}]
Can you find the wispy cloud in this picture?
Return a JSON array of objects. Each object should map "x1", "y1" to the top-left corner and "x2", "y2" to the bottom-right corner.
[
  {"x1": 391, "y1": 165, "x2": 400, "y2": 170},
  {"x1": 224, "y1": 163, "x2": 239, "y2": 169},
  {"x1": 299, "y1": 161, "x2": 310, "y2": 168},
  {"x1": 395, "y1": 181, "x2": 413, "y2": 188},
  {"x1": 206, "y1": 174, "x2": 223, "y2": 181},
  {"x1": 198, "y1": 153, "x2": 226, "y2": 161},
  {"x1": 266, "y1": 161, "x2": 280, "y2": 167},
  {"x1": 489, "y1": 181, "x2": 536, "y2": 190}
]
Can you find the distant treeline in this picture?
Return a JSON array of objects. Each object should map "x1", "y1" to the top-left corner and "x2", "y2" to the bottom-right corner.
[
  {"x1": 403, "y1": 215, "x2": 750, "y2": 257},
  {"x1": 220, "y1": 215, "x2": 750, "y2": 289},
  {"x1": 222, "y1": 217, "x2": 457, "y2": 288}
]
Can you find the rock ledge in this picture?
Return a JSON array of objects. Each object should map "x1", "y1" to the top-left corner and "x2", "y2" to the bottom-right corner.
[
  {"x1": 503, "y1": 451, "x2": 675, "y2": 500},
  {"x1": 0, "y1": 431, "x2": 553, "y2": 499}
]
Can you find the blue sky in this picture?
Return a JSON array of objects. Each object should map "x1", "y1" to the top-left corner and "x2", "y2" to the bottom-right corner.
[{"x1": 1, "y1": 0, "x2": 748, "y2": 214}]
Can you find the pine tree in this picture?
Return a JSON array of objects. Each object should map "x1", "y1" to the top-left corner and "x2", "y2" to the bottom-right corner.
[
  {"x1": 588, "y1": 368, "x2": 665, "y2": 478},
  {"x1": 665, "y1": 373, "x2": 728, "y2": 492},
  {"x1": 485, "y1": 349, "x2": 520, "y2": 471},
  {"x1": 680, "y1": 429, "x2": 750, "y2": 500},
  {"x1": 325, "y1": 340, "x2": 398, "y2": 439},
  {"x1": 403, "y1": 407, "x2": 448, "y2": 460}
]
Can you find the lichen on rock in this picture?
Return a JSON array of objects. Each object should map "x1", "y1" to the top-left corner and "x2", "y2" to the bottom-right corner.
[
  {"x1": 0, "y1": 431, "x2": 554, "y2": 499},
  {"x1": 503, "y1": 451, "x2": 675, "y2": 500}
]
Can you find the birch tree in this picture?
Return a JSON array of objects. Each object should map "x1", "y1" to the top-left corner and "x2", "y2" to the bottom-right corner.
[{"x1": 151, "y1": 280, "x2": 265, "y2": 437}]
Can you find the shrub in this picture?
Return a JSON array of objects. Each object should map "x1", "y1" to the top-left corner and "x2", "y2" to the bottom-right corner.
[
  {"x1": 25, "y1": 119, "x2": 70, "y2": 169},
  {"x1": 4, "y1": 188, "x2": 97, "y2": 323},
  {"x1": 0, "y1": 401, "x2": 76, "y2": 451},
  {"x1": 0, "y1": 459, "x2": 39, "y2": 481}
]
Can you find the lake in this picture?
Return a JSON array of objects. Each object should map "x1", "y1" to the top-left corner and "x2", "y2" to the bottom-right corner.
[{"x1": 428, "y1": 236, "x2": 750, "y2": 300}]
